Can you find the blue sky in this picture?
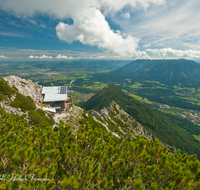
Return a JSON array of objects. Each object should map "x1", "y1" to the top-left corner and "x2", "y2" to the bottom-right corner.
[{"x1": 0, "y1": 0, "x2": 200, "y2": 61}]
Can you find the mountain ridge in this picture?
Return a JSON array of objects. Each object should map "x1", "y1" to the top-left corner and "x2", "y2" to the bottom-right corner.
[
  {"x1": 0, "y1": 76, "x2": 159, "y2": 141},
  {"x1": 1, "y1": 76, "x2": 200, "y2": 189},
  {"x1": 1, "y1": 76, "x2": 199, "y2": 157},
  {"x1": 111, "y1": 59, "x2": 200, "y2": 86},
  {"x1": 82, "y1": 84, "x2": 200, "y2": 158}
]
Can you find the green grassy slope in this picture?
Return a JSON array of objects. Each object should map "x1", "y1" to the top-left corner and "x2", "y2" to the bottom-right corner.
[{"x1": 82, "y1": 84, "x2": 200, "y2": 158}]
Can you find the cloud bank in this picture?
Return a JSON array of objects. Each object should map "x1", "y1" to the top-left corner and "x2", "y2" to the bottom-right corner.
[
  {"x1": 56, "y1": 8, "x2": 139, "y2": 57},
  {"x1": 0, "y1": 55, "x2": 9, "y2": 59},
  {"x1": 56, "y1": 54, "x2": 73, "y2": 59},
  {"x1": 122, "y1": 12, "x2": 131, "y2": 19},
  {"x1": 29, "y1": 55, "x2": 52, "y2": 59},
  {"x1": 0, "y1": 0, "x2": 165, "y2": 58},
  {"x1": 146, "y1": 48, "x2": 200, "y2": 59},
  {"x1": 0, "y1": 0, "x2": 165, "y2": 18}
]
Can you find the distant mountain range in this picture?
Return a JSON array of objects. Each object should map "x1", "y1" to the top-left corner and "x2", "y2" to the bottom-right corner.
[
  {"x1": 82, "y1": 84, "x2": 200, "y2": 158},
  {"x1": 50, "y1": 60, "x2": 129, "y2": 71},
  {"x1": 92, "y1": 59, "x2": 200, "y2": 87},
  {"x1": 112, "y1": 59, "x2": 200, "y2": 86}
]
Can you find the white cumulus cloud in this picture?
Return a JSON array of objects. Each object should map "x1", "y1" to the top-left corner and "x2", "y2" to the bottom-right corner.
[
  {"x1": 134, "y1": 50, "x2": 151, "y2": 59},
  {"x1": 122, "y1": 12, "x2": 131, "y2": 19},
  {"x1": 0, "y1": 0, "x2": 165, "y2": 18},
  {"x1": 56, "y1": 7, "x2": 139, "y2": 57},
  {"x1": 29, "y1": 55, "x2": 38, "y2": 59},
  {"x1": 0, "y1": 0, "x2": 166, "y2": 58},
  {"x1": 56, "y1": 54, "x2": 73, "y2": 59},
  {"x1": 146, "y1": 48, "x2": 200, "y2": 59},
  {"x1": 100, "y1": 0, "x2": 165, "y2": 12},
  {"x1": 29, "y1": 55, "x2": 52, "y2": 59},
  {"x1": 143, "y1": 43, "x2": 151, "y2": 48},
  {"x1": 0, "y1": 55, "x2": 9, "y2": 59}
]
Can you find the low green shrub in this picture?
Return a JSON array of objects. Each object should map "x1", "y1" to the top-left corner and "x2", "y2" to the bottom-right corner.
[
  {"x1": 0, "y1": 94, "x2": 4, "y2": 101},
  {"x1": 0, "y1": 78, "x2": 15, "y2": 97},
  {"x1": 10, "y1": 92, "x2": 36, "y2": 112},
  {"x1": 28, "y1": 109, "x2": 54, "y2": 127}
]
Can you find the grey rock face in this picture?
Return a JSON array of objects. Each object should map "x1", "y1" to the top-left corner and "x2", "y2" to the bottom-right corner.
[
  {"x1": 0, "y1": 101, "x2": 24, "y2": 116},
  {"x1": 90, "y1": 100, "x2": 154, "y2": 140},
  {"x1": 89, "y1": 110, "x2": 103, "y2": 119},
  {"x1": 4, "y1": 75, "x2": 43, "y2": 103},
  {"x1": 90, "y1": 101, "x2": 174, "y2": 152}
]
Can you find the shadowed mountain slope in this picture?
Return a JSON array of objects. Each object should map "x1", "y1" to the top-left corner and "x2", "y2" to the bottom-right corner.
[
  {"x1": 82, "y1": 84, "x2": 200, "y2": 158},
  {"x1": 112, "y1": 59, "x2": 200, "y2": 86}
]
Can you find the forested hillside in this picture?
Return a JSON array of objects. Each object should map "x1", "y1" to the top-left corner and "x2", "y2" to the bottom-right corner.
[
  {"x1": 1, "y1": 77, "x2": 200, "y2": 189},
  {"x1": 90, "y1": 59, "x2": 200, "y2": 112},
  {"x1": 0, "y1": 107, "x2": 200, "y2": 189},
  {"x1": 112, "y1": 59, "x2": 200, "y2": 87},
  {"x1": 82, "y1": 84, "x2": 200, "y2": 158}
]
